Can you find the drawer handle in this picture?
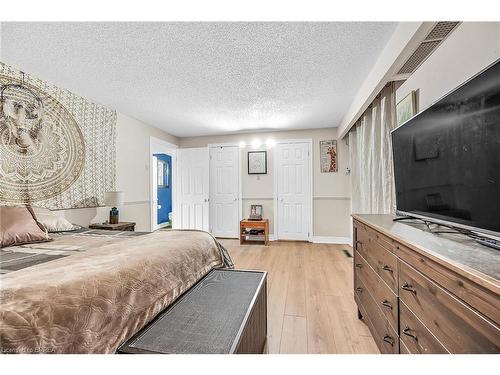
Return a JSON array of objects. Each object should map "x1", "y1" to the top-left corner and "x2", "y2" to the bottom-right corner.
[
  {"x1": 383, "y1": 335, "x2": 394, "y2": 346},
  {"x1": 381, "y1": 300, "x2": 392, "y2": 309},
  {"x1": 401, "y1": 282, "x2": 417, "y2": 294},
  {"x1": 355, "y1": 287, "x2": 363, "y2": 293},
  {"x1": 382, "y1": 265, "x2": 393, "y2": 273},
  {"x1": 403, "y1": 327, "x2": 418, "y2": 341},
  {"x1": 355, "y1": 263, "x2": 362, "y2": 268}
]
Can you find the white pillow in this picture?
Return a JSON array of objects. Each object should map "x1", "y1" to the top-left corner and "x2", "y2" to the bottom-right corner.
[{"x1": 31, "y1": 207, "x2": 76, "y2": 232}]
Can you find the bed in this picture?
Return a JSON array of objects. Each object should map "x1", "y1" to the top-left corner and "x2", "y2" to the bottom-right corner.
[{"x1": 0, "y1": 228, "x2": 233, "y2": 354}]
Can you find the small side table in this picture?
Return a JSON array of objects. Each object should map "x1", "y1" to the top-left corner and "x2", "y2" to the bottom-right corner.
[
  {"x1": 240, "y1": 219, "x2": 269, "y2": 246},
  {"x1": 89, "y1": 222, "x2": 136, "y2": 231}
]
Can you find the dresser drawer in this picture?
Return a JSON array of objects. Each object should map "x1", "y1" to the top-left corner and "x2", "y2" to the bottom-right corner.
[
  {"x1": 356, "y1": 251, "x2": 398, "y2": 331},
  {"x1": 363, "y1": 237, "x2": 398, "y2": 293},
  {"x1": 400, "y1": 339, "x2": 411, "y2": 354},
  {"x1": 355, "y1": 278, "x2": 399, "y2": 354},
  {"x1": 400, "y1": 302, "x2": 448, "y2": 354},
  {"x1": 366, "y1": 225, "x2": 395, "y2": 254},
  {"x1": 355, "y1": 224, "x2": 370, "y2": 259},
  {"x1": 399, "y1": 260, "x2": 500, "y2": 353},
  {"x1": 396, "y1": 242, "x2": 500, "y2": 325}
]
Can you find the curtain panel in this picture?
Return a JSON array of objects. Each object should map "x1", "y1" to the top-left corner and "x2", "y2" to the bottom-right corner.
[{"x1": 348, "y1": 83, "x2": 396, "y2": 215}]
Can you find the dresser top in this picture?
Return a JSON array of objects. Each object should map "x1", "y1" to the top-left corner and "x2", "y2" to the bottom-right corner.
[{"x1": 352, "y1": 214, "x2": 500, "y2": 288}]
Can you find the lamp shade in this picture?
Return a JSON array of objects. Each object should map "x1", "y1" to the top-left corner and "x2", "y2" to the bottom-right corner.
[{"x1": 104, "y1": 191, "x2": 124, "y2": 207}]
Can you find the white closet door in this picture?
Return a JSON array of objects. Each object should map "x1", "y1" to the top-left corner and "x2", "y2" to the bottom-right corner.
[
  {"x1": 209, "y1": 146, "x2": 240, "y2": 238},
  {"x1": 276, "y1": 141, "x2": 311, "y2": 241},
  {"x1": 177, "y1": 148, "x2": 209, "y2": 231}
]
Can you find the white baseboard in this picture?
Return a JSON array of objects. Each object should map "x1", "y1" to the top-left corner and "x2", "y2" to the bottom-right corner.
[{"x1": 312, "y1": 236, "x2": 352, "y2": 245}]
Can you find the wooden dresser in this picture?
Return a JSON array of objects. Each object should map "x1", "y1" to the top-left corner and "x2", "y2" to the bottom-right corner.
[{"x1": 352, "y1": 214, "x2": 500, "y2": 354}]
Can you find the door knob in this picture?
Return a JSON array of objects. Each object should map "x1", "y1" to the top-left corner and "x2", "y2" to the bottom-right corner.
[{"x1": 233, "y1": 197, "x2": 238, "y2": 201}]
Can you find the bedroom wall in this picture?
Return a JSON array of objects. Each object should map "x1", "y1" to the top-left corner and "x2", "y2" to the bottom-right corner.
[
  {"x1": 179, "y1": 127, "x2": 352, "y2": 241},
  {"x1": 397, "y1": 22, "x2": 500, "y2": 109},
  {"x1": 0, "y1": 58, "x2": 179, "y2": 231},
  {"x1": 58, "y1": 113, "x2": 179, "y2": 232},
  {"x1": 0, "y1": 23, "x2": 3, "y2": 60}
]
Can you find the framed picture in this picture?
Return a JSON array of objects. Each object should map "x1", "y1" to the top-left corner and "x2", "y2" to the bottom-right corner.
[
  {"x1": 248, "y1": 151, "x2": 267, "y2": 174},
  {"x1": 249, "y1": 204, "x2": 263, "y2": 220},
  {"x1": 396, "y1": 91, "x2": 417, "y2": 126},
  {"x1": 320, "y1": 139, "x2": 337, "y2": 173},
  {"x1": 157, "y1": 159, "x2": 169, "y2": 188}
]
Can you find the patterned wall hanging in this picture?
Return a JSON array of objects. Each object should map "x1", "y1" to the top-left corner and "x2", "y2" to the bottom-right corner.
[{"x1": 0, "y1": 62, "x2": 116, "y2": 209}]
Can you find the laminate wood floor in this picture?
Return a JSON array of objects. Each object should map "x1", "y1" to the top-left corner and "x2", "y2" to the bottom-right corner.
[{"x1": 219, "y1": 239, "x2": 380, "y2": 354}]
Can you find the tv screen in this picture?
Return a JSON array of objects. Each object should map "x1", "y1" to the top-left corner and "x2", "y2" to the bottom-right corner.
[{"x1": 392, "y1": 60, "x2": 500, "y2": 236}]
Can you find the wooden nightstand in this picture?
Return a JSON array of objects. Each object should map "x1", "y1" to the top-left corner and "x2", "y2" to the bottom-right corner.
[
  {"x1": 240, "y1": 219, "x2": 269, "y2": 246},
  {"x1": 89, "y1": 222, "x2": 136, "y2": 231}
]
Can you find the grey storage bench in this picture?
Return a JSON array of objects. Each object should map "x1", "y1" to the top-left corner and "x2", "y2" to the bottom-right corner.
[{"x1": 119, "y1": 269, "x2": 267, "y2": 354}]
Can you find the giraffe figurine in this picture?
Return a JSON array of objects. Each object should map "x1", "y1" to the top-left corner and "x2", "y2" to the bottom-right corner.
[{"x1": 327, "y1": 146, "x2": 337, "y2": 172}]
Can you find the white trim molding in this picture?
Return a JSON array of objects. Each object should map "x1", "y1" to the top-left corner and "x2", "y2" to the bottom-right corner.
[
  {"x1": 124, "y1": 200, "x2": 150, "y2": 206},
  {"x1": 312, "y1": 236, "x2": 353, "y2": 245},
  {"x1": 208, "y1": 142, "x2": 240, "y2": 148},
  {"x1": 313, "y1": 196, "x2": 351, "y2": 201},
  {"x1": 242, "y1": 196, "x2": 274, "y2": 200}
]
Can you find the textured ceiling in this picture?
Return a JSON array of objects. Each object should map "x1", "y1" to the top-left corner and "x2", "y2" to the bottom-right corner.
[{"x1": 1, "y1": 22, "x2": 397, "y2": 137}]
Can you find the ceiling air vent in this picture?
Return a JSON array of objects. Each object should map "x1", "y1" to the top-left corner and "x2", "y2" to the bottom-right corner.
[{"x1": 397, "y1": 22, "x2": 460, "y2": 75}]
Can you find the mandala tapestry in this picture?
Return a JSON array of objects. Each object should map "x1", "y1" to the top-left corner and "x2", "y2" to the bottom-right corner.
[{"x1": 0, "y1": 62, "x2": 116, "y2": 209}]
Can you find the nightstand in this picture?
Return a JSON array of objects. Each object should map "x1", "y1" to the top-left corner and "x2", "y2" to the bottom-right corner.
[
  {"x1": 240, "y1": 219, "x2": 269, "y2": 246},
  {"x1": 89, "y1": 222, "x2": 136, "y2": 231}
]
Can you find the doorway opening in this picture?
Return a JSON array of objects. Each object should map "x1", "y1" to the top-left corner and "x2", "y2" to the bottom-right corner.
[
  {"x1": 150, "y1": 137, "x2": 177, "y2": 232},
  {"x1": 154, "y1": 153, "x2": 172, "y2": 229}
]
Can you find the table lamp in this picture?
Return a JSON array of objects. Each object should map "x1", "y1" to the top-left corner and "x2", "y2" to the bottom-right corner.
[{"x1": 104, "y1": 191, "x2": 124, "y2": 224}]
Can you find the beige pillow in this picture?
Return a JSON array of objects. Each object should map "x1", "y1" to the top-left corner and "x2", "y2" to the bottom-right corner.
[
  {"x1": 31, "y1": 207, "x2": 75, "y2": 232},
  {"x1": 0, "y1": 206, "x2": 51, "y2": 248}
]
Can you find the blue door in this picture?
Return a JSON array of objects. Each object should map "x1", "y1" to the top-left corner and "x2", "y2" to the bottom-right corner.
[{"x1": 155, "y1": 153, "x2": 172, "y2": 225}]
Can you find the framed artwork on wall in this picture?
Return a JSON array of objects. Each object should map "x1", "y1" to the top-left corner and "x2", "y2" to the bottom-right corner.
[
  {"x1": 249, "y1": 204, "x2": 263, "y2": 220},
  {"x1": 320, "y1": 140, "x2": 338, "y2": 173},
  {"x1": 248, "y1": 151, "x2": 267, "y2": 174},
  {"x1": 396, "y1": 90, "x2": 417, "y2": 125}
]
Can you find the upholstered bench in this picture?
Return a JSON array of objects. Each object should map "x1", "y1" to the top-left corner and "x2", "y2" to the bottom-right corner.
[{"x1": 119, "y1": 269, "x2": 267, "y2": 354}]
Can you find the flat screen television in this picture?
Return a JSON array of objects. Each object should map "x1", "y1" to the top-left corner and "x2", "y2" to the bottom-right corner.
[{"x1": 392, "y1": 59, "x2": 500, "y2": 238}]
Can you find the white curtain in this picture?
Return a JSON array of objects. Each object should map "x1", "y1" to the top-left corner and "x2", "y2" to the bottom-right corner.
[{"x1": 349, "y1": 83, "x2": 396, "y2": 214}]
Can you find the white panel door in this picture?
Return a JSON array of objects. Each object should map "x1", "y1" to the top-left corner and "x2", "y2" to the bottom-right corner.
[
  {"x1": 209, "y1": 146, "x2": 240, "y2": 238},
  {"x1": 276, "y1": 142, "x2": 311, "y2": 241},
  {"x1": 177, "y1": 148, "x2": 209, "y2": 231}
]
